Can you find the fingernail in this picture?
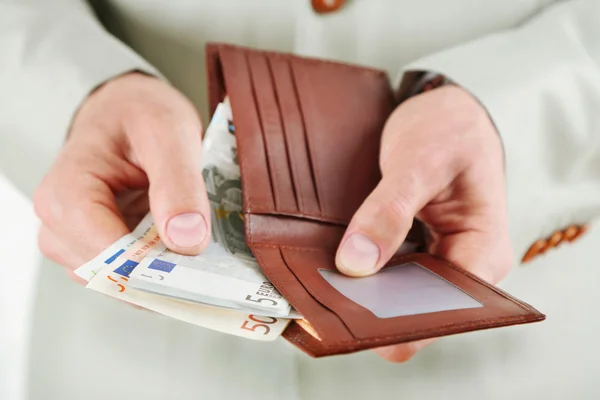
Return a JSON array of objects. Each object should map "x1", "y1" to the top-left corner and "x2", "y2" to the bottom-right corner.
[
  {"x1": 337, "y1": 233, "x2": 380, "y2": 276},
  {"x1": 166, "y1": 213, "x2": 207, "y2": 248}
]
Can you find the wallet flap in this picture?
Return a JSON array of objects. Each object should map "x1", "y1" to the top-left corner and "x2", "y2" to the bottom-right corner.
[
  {"x1": 206, "y1": 43, "x2": 394, "y2": 225},
  {"x1": 280, "y1": 250, "x2": 544, "y2": 340}
]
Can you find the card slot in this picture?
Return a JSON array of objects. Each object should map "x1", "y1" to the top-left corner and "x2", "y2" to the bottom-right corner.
[
  {"x1": 280, "y1": 249, "x2": 544, "y2": 341},
  {"x1": 244, "y1": 208, "x2": 347, "y2": 225},
  {"x1": 247, "y1": 52, "x2": 298, "y2": 214},
  {"x1": 289, "y1": 58, "x2": 393, "y2": 223},
  {"x1": 245, "y1": 214, "x2": 345, "y2": 250},
  {"x1": 215, "y1": 43, "x2": 391, "y2": 225},
  {"x1": 218, "y1": 46, "x2": 275, "y2": 212},
  {"x1": 280, "y1": 247, "x2": 367, "y2": 338},
  {"x1": 269, "y1": 55, "x2": 321, "y2": 216},
  {"x1": 250, "y1": 245, "x2": 354, "y2": 343},
  {"x1": 206, "y1": 44, "x2": 226, "y2": 119}
]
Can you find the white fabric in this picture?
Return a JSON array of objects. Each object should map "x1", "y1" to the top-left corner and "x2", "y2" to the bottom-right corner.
[{"x1": 0, "y1": 175, "x2": 39, "y2": 400}]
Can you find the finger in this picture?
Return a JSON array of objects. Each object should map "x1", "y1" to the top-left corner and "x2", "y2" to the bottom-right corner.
[
  {"x1": 430, "y1": 230, "x2": 513, "y2": 284},
  {"x1": 335, "y1": 169, "x2": 446, "y2": 277},
  {"x1": 64, "y1": 267, "x2": 89, "y2": 286},
  {"x1": 373, "y1": 338, "x2": 437, "y2": 363},
  {"x1": 35, "y1": 168, "x2": 130, "y2": 263},
  {"x1": 38, "y1": 225, "x2": 85, "y2": 270},
  {"x1": 335, "y1": 112, "x2": 462, "y2": 277},
  {"x1": 127, "y1": 108, "x2": 211, "y2": 255},
  {"x1": 420, "y1": 160, "x2": 512, "y2": 284},
  {"x1": 115, "y1": 189, "x2": 150, "y2": 231}
]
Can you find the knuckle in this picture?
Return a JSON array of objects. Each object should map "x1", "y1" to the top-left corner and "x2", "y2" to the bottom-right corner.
[
  {"x1": 127, "y1": 101, "x2": 198, "y2": 143},
  {"x1": 486, "y1": 235, "x2": 514, "y2": 283},
  {"x1": 391, "y1": 351, "x2": 415, "y2": 363},
  {"x1": 380, "y1": 171, "x2": 419, "y2": 216},
  {"x1": 125, "y1": 103, "x2": 173, "y2": 140},
  {"x1": 37, "y1": 231, "x2": 58, "y2": 263},
  {"x1": 32, "y1": 188, "x2": 45, "y2": 220},
  {"x1": 387, "y1": 190, "x2": 412, "y2": 221},
  {"x1": 492, "y1": 249, "x2": 514, "y2": 283},
  {"x1": 148, "y1": 179, "x2": 208, "y2": 220},
  {"x1": 376, "y1": 346, "x2": 416, "y2": 363},
  {"x1": 468, "y1": 236, "x2": 514, "y2": 284},
  {"x1": 33, "y1": 183, "x2": 56, "y2": 224},
  {"x1": 65, "y1": 269, "x2": 85, "y2": 285},
  {"x1": 379, "y1": 188, "x2": 414, "y2": 234}
]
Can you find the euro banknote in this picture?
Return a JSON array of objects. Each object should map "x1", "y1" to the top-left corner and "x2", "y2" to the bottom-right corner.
[
  {"x1": 75, "y1": 220, "x2": 290, "y2": 340},
  {"x1": 75, "y1": 212, "x2": 292, "y2": 317}
]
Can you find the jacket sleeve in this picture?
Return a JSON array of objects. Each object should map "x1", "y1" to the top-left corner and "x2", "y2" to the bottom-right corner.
[
  {"x1": 0, "y1": 0, "x2": 162, "y2": 197},
  {"x1": 397, "y1": 0, "x2": 600, "y2": 261}
]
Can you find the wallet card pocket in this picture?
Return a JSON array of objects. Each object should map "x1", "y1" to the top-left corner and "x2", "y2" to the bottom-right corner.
[
  {"x1": 211, "y1": 43, "x2": 394, "y2": 225},
  {"x1": 250, "y1": 244, "x2": 355, "y2": 343},
  {"x1": 289, "y1": 58, "x2": 392, "y2": 223},
  {"x1": 317, "y1": 263, "x2": 483, "y2": 318},
  {"x1": 280, "y1": 248, "x2": 544, "y2": 341}
]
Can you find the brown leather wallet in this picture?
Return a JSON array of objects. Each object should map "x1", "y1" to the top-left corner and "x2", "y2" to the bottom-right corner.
[{"x1": 205, "y1": 43, "x2": 545, "y2": 358}]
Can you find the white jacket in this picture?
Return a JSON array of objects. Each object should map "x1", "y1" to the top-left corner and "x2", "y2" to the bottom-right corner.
[{"x1": 0, "y1": 1, "x2": 599, "y2": 399}]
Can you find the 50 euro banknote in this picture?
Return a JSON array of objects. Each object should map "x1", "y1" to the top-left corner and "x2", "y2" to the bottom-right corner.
[{"x1": 74, "y1": 218, "x2": 291, "y2": 341}]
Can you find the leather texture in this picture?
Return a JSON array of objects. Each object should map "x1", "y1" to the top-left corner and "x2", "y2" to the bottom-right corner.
[{"x1": 206, "y1": 42, "x2": 545, "y2": 357}]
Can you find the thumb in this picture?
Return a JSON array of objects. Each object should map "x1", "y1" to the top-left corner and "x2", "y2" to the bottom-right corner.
[
  {"x1": 335, "y1": 174, "x2": 437, "y2": 277},
  {"x1": 130, "y1": 114, "x2": 211, "y2": 255}
]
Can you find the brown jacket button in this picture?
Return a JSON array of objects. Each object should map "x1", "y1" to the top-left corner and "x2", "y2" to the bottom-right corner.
[
  {"x1": 563, "y1": 225, "x2": 580, "y2": 241},
  {"x1": 548, "y1": 231, "x2": 564, "y2": 247},
  {"x1": 522, "y1": 239, "x2": 548, "y2": 263},
  {"x1": 522, "y1": 224, "x2": 590, "y2": 263},
  {"x1": 567, "y1": 224, "x2": 588, "y2": 242},
  {"x1": 312, "y1": 0, "x2": 345, "y2": 13}
]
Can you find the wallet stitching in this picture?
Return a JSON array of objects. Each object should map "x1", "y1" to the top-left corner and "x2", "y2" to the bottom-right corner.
[
  {"x1": 247, "y1": 213, "x2": 254, "y2": 244},
  {"x1": 252, "y1": 244, "x2": 325, "y2": 252},
  {"x1": 429, "y1": 256, "x2": 539, "y2": 314},
  {"x1": 254, "y1": 246, "x2": 537, "y2": 314},
  {"x1": 289, "y1": 314, "x2": 541, "y2": 353},
  {"x1": 251, "y1": 246, "x2": 336, "y2": 340},
  {"x1": 253, "y1": 248, "x2": 304, "y2": 307},
  {"x1": 245, "y1": 208, "x2": 348, "y2": 225},
  {"x1": 251, "y1": 244, "x2": 541, "y2": 352},
  {"x1": 237, "y1": 55, "x2": 256, "y2": 215},
  {"x1": 282, "y1": 247, "x2": 385, "y2": 338},
  {"x1": 215, "y1": 43, "x2": 388, "y2": 79}
]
